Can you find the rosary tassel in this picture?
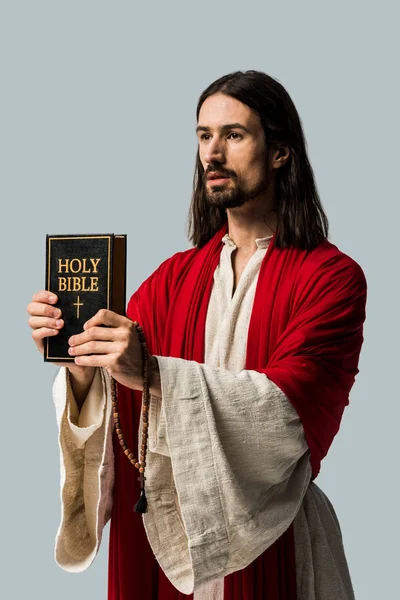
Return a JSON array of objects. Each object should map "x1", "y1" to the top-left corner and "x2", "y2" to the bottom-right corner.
[{"x1": 133, "y1": 488, "x2": 148, "y2": 513}]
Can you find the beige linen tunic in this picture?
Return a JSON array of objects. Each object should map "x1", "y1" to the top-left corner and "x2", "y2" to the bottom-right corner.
[{"x1": 53, "y1": 233, "x2": 355, "y2": 599}]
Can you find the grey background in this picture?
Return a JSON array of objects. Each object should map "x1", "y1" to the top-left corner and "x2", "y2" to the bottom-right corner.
[{"x1": 1, "y1": 1, "x2": 398, "y2": 598}]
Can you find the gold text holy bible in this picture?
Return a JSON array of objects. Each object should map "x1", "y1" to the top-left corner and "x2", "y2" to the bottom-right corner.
[{"x1": 45, "y1": 234, "x2": 127, "y2": 362}]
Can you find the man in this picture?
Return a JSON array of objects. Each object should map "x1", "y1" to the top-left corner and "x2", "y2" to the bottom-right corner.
[{"x1": 27, "y1": 70, "x2": 367, "y2": 599}]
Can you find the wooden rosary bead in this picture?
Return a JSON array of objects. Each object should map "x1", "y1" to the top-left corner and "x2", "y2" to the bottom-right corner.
[{"x1": 110, "y1": 320, "x2": 151, "y2": 512}]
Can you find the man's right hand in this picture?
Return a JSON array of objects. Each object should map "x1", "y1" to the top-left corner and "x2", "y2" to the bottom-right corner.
[{"x1": 27, "y1": 290, "x2": 96, "y2": 403}]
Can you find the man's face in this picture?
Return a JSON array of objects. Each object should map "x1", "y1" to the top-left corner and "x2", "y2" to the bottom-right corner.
[{"x1": 196, "y1": 93, "x2": 270, "y2": 209}]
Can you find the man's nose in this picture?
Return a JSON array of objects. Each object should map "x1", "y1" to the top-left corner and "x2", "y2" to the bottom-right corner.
[{"x1": 204, "y1": 137, "x2": 225, "y2": 165}]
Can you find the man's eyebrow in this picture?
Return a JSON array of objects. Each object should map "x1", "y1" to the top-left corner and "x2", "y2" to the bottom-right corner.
[{"x1": 196, "y1": 123, "x2": 251, "y2": 134}]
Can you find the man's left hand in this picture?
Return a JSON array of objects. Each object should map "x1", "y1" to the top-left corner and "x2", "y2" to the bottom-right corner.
[{"x1": 68, "y1": 309, "x2": 145, "y2": 391}]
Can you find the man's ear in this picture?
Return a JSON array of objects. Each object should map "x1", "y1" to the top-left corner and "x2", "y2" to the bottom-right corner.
[{"x1": 272, "y1": 145, "x2": 290, "y2": 169}]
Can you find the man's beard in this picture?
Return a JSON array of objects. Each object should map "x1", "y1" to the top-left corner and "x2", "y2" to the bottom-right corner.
[{"x1": 204, "y1": 176, "x2": 268, "y2": 210}]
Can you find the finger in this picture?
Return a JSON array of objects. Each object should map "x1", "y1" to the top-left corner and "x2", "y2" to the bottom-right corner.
[
  {"x1": 68, "y1": 340, "x2": 116, "y2": 356},
  {"x1": 83, "y1": 309, "x2": 127, "y2": 330},
  {"x1": 28, "y1": 316, "x2": 64, "y2": 331},
  {"x1": 27, "y1": 301, "x2": 62, "y2": 319},
  {"x1": 69, "y1": 326, "x2": 121, "y2": 347},
  {"x1": 74, "y1": 354, "x2": 112, "y2": 368},
  {"x1": 32, "y1": 327, "x2": 59, "y2": 353},
  {"x1": 31, "y1": 291, "x2": 58, "y2": 304},
  {"x1": 32, "y1": 327, "x2": 59, "y2": 340}
]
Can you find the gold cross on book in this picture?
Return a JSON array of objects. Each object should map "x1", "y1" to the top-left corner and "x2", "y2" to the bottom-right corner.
[{"x1": 73, "y1": 296, "x2": 84, "y2": 318}]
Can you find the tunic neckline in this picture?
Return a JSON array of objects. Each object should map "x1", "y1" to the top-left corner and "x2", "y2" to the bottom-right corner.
[{"x1": 221, "y1": 232, "x2": 274, "y2": 250}]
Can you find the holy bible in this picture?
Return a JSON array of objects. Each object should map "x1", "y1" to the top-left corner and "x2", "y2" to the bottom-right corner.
[{"x1": 44, "y1": 233, "x2": 127, "y2": 362}]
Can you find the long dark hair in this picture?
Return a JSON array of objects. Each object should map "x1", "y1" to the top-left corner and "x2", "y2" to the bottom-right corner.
[{"x1": 187, "y1": 70, "x2": 329, "y2": 250}]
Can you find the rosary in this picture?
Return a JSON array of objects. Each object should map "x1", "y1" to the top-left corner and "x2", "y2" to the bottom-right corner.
[{"x1": 110, "y1": 321, "x2": 150, "y2": 513}]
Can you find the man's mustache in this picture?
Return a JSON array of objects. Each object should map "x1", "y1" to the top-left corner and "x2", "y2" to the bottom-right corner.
[{"x1": 204, "y1": 167, "x2": 236, "y2": 179}]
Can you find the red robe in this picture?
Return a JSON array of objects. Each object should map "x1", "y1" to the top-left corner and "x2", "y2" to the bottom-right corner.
[{"x1": 108, "y1": 223, "x2": 367, "y2": 599}]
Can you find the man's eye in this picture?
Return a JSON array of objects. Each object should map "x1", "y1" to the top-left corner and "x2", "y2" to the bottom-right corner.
[{"x1": 199, "y1": 132, "x2": 242, "y2": 141}]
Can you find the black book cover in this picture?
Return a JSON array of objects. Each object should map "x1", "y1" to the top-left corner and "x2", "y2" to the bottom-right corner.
[{"x1": 44, "y1": 233, "x2": 127, "y2": 362}]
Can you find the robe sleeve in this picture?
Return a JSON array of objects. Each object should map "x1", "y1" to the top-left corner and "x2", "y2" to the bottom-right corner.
[
  {"x1": 52, "y1": 366, "x2": 114, "y2": 572},
  {"x1": 141, "y1": 358, "x2": 312, "y2": 594},
  {"x1": 65, "y1": 368, "x2": 106, "y2": 448},
  {"x1": 148, "y1": 393, "x2": 170, "y2": 456}
]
